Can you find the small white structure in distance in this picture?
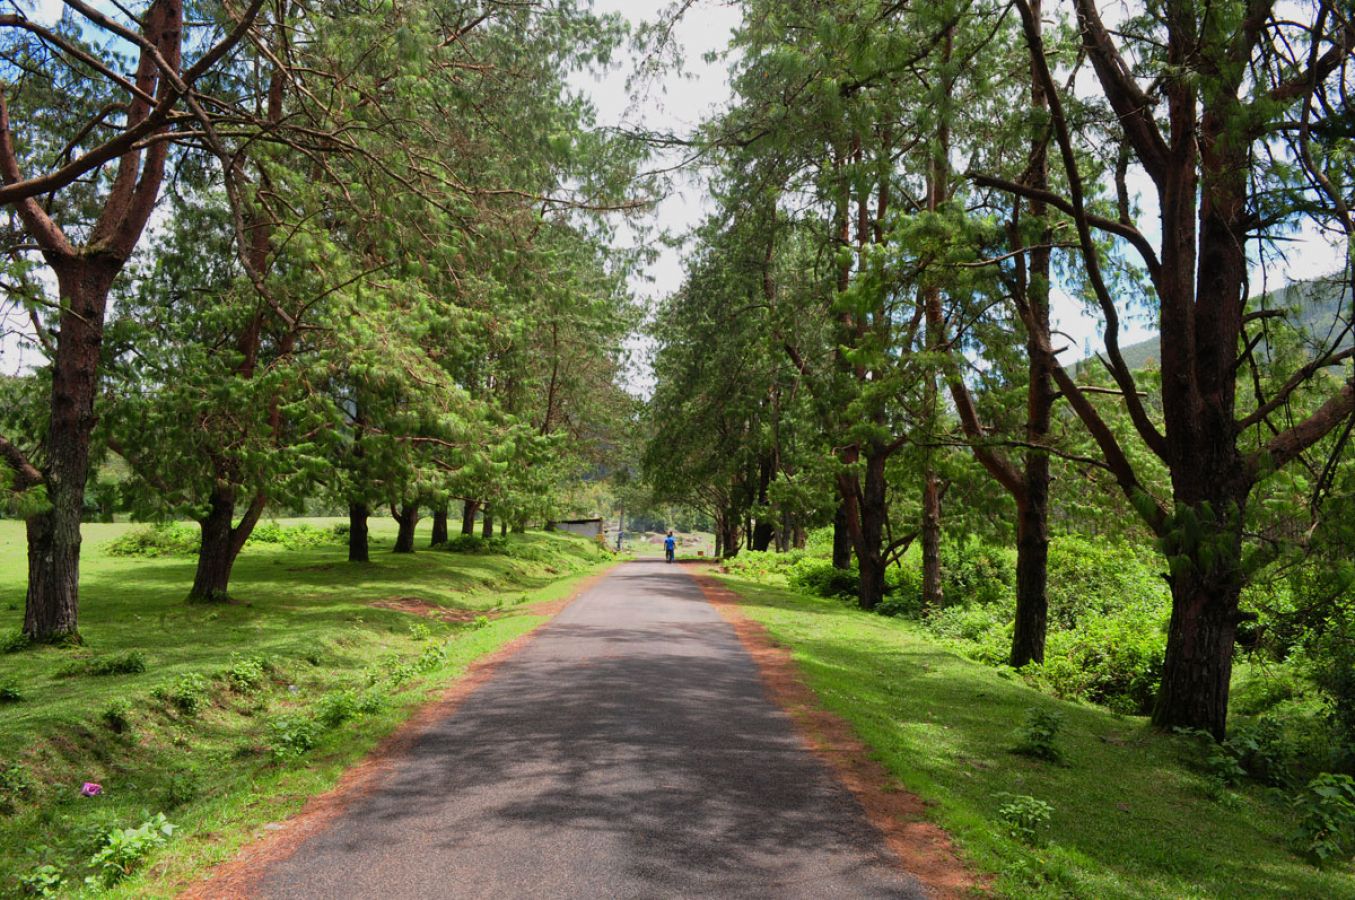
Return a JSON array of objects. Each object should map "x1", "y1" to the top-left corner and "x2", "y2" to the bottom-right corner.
[{"x1": 553, "y1": 518, "x2": 605, "y2": 539}]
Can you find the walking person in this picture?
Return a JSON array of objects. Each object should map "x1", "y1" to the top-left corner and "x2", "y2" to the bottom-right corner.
[{"x1": 664, "y1": 531, "x2": 676, "y2": 563}]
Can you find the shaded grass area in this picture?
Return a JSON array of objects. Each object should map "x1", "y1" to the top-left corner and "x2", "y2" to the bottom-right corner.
[
  {"x1": 0, "y1": 519, "x2": 612, "y2": 896},
  {"x1": 719, "y1": 576, "x2": 1355, "y2": 899}
]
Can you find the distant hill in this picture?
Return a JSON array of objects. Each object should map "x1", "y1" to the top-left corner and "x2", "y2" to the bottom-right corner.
[{"x1": 1072, "y1": 276, "x2": 1351, "y2": 374}]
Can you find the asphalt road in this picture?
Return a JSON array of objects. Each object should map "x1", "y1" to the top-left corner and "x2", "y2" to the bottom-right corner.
[{"x1": 258, "y1": 560, "x2": 923, "y2": 899}]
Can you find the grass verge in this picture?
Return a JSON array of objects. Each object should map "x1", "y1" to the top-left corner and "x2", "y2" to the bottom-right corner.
[
  {"x1": 717, "y1": 575, "x2": 1355, "y2": 899},
  {"x1": 0, "y1": 519, "x2": 612, "y2": 897}
]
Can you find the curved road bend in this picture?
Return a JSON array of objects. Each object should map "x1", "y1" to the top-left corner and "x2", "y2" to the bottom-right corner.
[{"x1": 258, "y1": 560, "x2": 924, "y2": 899}]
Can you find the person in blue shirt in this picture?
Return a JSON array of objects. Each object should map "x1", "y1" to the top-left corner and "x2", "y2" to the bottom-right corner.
[{"x1": 664, "y1": 531, "x2": 676, "y2": 563}]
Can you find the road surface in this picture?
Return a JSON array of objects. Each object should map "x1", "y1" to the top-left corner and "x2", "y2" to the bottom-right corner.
[{"x1": 257, "y1": 560, "x2": 923, "y2": 899}]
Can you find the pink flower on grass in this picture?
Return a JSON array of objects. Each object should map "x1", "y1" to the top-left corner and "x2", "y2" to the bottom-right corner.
[{"x1": 80, "y1": 782, "x2": 102, "y2": 797}]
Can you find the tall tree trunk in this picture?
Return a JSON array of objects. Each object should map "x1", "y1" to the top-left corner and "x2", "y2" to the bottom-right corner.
[
  {"x1": 23, "y1": 262, "x2": 121, "y2": 640},
  {"x1": 752, "y1": 522, "x2": 775, "y2": 552},
  {"x1": 393, "y1": 504, "x2": 418, "y2": 554},
  {"x1": 1008, "y1": 20, "x2": 1055, "y2": 666},
  {"x1": 720, "y1": 511, "x2": 740, "y2": 560},
  {"x1": 16, "y1": 0, "x2": 183, "y2": 642},
  {"x1": 841, "y1": 450, "x2": 888, "y2": 611},
  {"x1": 1153, "y1": 554, "x2": 1245, "y2": 740},
  {"x1": 188, "y1": 488, "x2": 265, "y2": 602},
  {"x1": 349, "y1": 502, "x2": 369, "y2": 562},
  {"x1": 430, "y1": 506, "x2": 448, "y2": 546},
  {"x1": 921, "y1": 471, "x2": 944, "y2": 609},
  {"x1": 832, "y1": 502, "x2": 852, "y2": 569},
  {"x1": 499, "y1": 520, "x2": 507, "y2": 538},
  {"x1": 481, "y1": 507, "x2": 494, "y2": 539},
  {"x1": 1010, "y1": 492, "x2": 1049, "y2": 666},
  {"x1": 190, "y1": 491, "x2": 236, "y2": 603},
  {"x1": 752, "y1": 456, "x2": 775, "y2": 551},
  {"x1": 461, "y1": 499, "x2": 479, "y2": 536}
]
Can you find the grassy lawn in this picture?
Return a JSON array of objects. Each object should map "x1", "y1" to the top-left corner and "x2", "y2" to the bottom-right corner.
[
  {"x1": 0, "y1": 518, "x2": 613, "y2": 897},
  {"x1": 718, "y1": 576, "x2": 1355, "y2": 899}
]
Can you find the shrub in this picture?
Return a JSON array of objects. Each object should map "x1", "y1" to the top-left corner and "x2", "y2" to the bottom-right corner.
[
  {"x1": 315, "y1": 689, "x2": 361, "y2": 728},
  {"x1": 0, "y1": 762, "x2": 35, "y2": 812},
  {"x1": 101, "y1": 698, "x2": 134, "y2": 734},
  {"x1": 787, "y1": 558, "x2": 858, "y2": 601},
  {"x1": 387, "y1": 662, "x2": 420, "y2": 686},
  {"x1": 267, "y1": 714, "x2": 320, "y2": 761},
  {"x1": 2, "y1": 630, "x2": 31, "y2": 653},
  {"x1": 409, "y1": 621, "x2": 432, "y2": 641},
  {"x1": 1011, "y1": 707, "x2": 1065, "y2": 763},
  {"x1": 153, "y1": 672, "x2": 210, "y2": 716},
  {"x1": 414, "y1": 643, "x2": 450, "y2": 673},
  {"x1": 246, "y1": 521, "x2": 336, "y2": 550},
  {"x1": 1045, "y1": 536, "x2": 1169, "y2": 629},
  {"x1": 161, "y1": 768, "x2": 201, "y2": 808},
  {"x1": 1034, "y1": 601, "x2": 1166, "y2": 714},
  {"x1": 1298, "y1": 610, "x2": 1355, "y2": 742},
  {"x1": 723, "y1": 550, "x2": 798, "y2": 586},
  {"x1": 88, "y1": 650, "x2": 148, "y2": 676},
  {"x1": 219, "y1": 655, "x2": 268, "y2": 694},
  {"x1": 356, "y1": 690, "x2": 386, "y2": 715},
  {"x1": 1227, "y1": 716, "x2": 1295, "y2": 787},
  {"x1": 943, "y1": 539, "x2": 1017, "y2": 608},
  {"x1": 18, "y1": 864, "x2": 64, "y2": 897},
  {"x1": 105, "y1": 523, "x2": 198, "y2": 557},
  {"x1": 86, "y1": 813, "x2": 175, "y2": 887},
  {"x1": 0, "y1": 677, "x2": 23, "y2": 703},
  {"x1": 995, "y1": 793, "x2": 1053, "y2": 845},
  {"x1": 444, "y1": 534, "x2": 494, "y2": 553},
  {"x1": 1293, "y1": 773, "x2": 1355, "y2": 864}
]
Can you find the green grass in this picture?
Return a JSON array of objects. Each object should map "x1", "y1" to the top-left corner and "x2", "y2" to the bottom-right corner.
[
  {"x1": 718, "y1": 576, "x2": 1355, "y2": 899},
  {"x1": 0, "y1": 518, "x2": 613, "y2": 897}
]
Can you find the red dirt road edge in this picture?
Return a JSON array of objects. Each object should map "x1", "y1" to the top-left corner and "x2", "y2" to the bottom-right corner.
[
  {"x1": 179, "y1": 564, "x2": 616, "y2": 900},
  {"x1": 691, "y1": 571, "x2": 987, "y2": 899}
]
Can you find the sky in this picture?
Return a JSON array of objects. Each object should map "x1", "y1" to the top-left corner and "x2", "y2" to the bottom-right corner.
[{"x1": 566, "y1": 0, "x2": 743, "y2": 396}]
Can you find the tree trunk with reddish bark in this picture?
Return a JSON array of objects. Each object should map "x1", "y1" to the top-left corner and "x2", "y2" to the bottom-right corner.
[
  {"x1": 921, "y1": 470, "x2": 944, "y2": 609},
  {"x1": 461, "y1": 500, "x2": 479, "y2": 536}
]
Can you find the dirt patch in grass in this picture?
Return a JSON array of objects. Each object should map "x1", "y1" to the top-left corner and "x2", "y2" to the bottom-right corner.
[
  {"x1": 690, "y1": 570, "x2": 986, "y2": 900},
  {"x1": 370, "y1": 596, "x2": 493, "y2": 622},
  {"x1": 181, "y1": 567, "x2": 612, "y2": 899}
]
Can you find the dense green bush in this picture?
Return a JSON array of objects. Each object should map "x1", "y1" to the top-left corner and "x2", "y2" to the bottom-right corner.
[
  {"x1": 105, "y1": 523, "x2": 199, "y2": 557},
  {"x1": 88, "y1": 650, "x2": 148, "y2": 676},
  {"x1": 246, "y1": 521, "x2": 338, "y2": 550},
  {"x1": 86, "y1": 814, "x2": 175, "y2": 887},
  {"x1": 787, "y1": 558, "x2": 856, "y2": 600},
  {"x1": 153, "y1": 672, "x2": 210, "y2": 716},
  {"x1": 266, "y1": 714, "x2": 320, "y2": 761},
  {"x1": 1045, "y1": 536, "x2": 1169, "y2": 628},
  {"x1": 942, "y1": 539, "x2": 1016, "y2": 607},
  {"x1": 107, "y1": 521, "x2": 340, "y2": 557}
]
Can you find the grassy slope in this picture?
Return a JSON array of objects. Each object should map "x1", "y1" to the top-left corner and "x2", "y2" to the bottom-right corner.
[
  {"x1": 719, "y1": 576, "x2": 1355, "y2": 899},
  {"x1": 0, "y1": 519, "x2": 612, "y2": 897}
]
